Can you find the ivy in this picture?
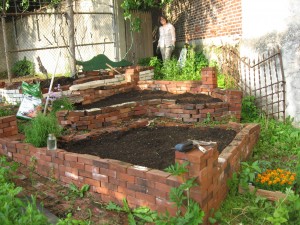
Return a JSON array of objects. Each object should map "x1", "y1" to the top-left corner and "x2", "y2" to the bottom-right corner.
[{"x1": 121, "y1": 0, "x2": 174, "y2": 32}]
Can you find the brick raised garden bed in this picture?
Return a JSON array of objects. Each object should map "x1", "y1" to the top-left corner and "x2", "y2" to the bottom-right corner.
[
  {"x1": 0, "y1": 115, "x2": 260, "y2": 224},
  {"x1": 0, "y1": 67, "x2": 260, "y2": 224},
  {"x1": 58, "y1": 67, "x2": 242, "y2": 130}
]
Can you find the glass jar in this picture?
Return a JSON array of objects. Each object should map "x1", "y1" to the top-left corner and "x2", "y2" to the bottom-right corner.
[{"x1": 47, "y1": 133, "x2": 57, "y2": 150}]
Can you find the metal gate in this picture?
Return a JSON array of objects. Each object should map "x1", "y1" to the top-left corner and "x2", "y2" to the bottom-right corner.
[{"x1": 220, "y1": 46, "x2": 286, "y2": 120}]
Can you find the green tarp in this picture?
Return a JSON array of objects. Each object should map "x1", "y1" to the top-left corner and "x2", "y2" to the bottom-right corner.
[{"x1": 76, "y1": 54, "x2": 132, "y2": 72}]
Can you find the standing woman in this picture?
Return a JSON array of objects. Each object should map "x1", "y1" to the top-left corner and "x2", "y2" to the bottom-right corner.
[{"x1": 157, "y1": 15, "x2": 176, "y2": 61}]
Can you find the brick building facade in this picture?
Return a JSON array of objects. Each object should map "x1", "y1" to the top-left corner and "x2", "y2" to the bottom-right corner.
[{"x1": 167, "y1": 0, "x2": 242, "y2": 42}]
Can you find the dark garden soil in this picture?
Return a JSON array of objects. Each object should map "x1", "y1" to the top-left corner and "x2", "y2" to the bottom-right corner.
[
  {"x1": 75, "y1": 90, "x2": 223, "y2": 110},
  {"x1": 13, "y1": 163, "x2": 128, "y2": 224},
  {"x1": 59, "y1": 126, "x2": 237, "y2": 170}
]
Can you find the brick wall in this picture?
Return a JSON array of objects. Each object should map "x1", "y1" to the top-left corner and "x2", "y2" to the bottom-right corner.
[
  {"x1": 0, "y1": 115, "x2": 18, "y2": 138},
  {"x1": 167, "y1": 0, "x2": 242, "y2": 42},
  {"x1": 0, "y1": 120, "x2": 260, "y2": 224}
]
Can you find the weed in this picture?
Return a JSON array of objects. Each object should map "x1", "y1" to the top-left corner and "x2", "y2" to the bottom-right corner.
[
  {"x1": 67, "y1": 183, "x2": 90, "y2": 199},
  {"x1": 50, "y1": 96, "x2": 74, "y2": 115},
  {"x1": 106, "y1": 198, "x2": 158, "y2": 224},
  {"x1": 241, "y1": 96, "x2": 260, "y2": 122},
  {"x1": 28, "y1": 156, "x2": 38, "y2": 185},
  {"x1": 56, "y1": 213, "x2": 90, "y2": 225}
]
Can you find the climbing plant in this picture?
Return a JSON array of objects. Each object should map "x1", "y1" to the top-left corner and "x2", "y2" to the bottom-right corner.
[{"x1": 121, "y1": 0, "x2": 174, "y2": 31}]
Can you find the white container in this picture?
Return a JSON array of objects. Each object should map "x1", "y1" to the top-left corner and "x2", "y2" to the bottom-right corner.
[{"x1": 47, "y1": 133, "x2": 57, "y2": 150}]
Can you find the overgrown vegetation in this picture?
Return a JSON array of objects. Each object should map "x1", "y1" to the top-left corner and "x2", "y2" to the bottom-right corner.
[
  {"x1": 12, "y1": 57, "x2": 35, "y2": 77},
  {"x1": 121, "y1": 0, "x2": 173, "y2": 31},
  {"x1": 212, "y1": 96, "x2": 300, "y2": 224},
  {"x1": 24, "y1": 113, "x2": 62, "y2": 147},
  {"x1": 0, "y1": 156, "x2": 49, "y2": 224},
  {"x1": 146, "y1": 48, "x2": 211, "y2": 81}
]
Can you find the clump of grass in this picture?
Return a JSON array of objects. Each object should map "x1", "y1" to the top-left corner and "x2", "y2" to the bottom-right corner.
[{"x1": 24, "y1": 113, "x2": 62, "y2": 147}]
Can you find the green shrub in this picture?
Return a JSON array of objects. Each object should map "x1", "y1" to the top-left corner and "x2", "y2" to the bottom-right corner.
[
  {"x1": 24, "y1": 113, "x2": 62, "y2": 147},
  {"x1": 50, "y1": 97, "x2": 74, "y2": 115},
  {"x1": 149, "y1": 56, "x2": 163, "y2": 79},
  {"x1": 241, "y1": 96, "x2": 259, "y2": 122},
  {"x1": 137, "y1": 57, "x2": 152, "y2": 66},
  {"x1": 12, "y1": 57, "x2": 35, "y2": 77}
]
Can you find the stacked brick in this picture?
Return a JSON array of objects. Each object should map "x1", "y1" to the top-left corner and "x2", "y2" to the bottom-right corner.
[
  {"x1": 57, "y1": 99, "x2": 234, "y2": 130},
  {"x1": 211, "y1": 89, "x2": 243, "y2": 120},
  {"x1": 0, "y1": 121, "x2": 260, "y2": 225},
  {"x1": 0, "y1": 115, "x2": 18, "y2": 138}
]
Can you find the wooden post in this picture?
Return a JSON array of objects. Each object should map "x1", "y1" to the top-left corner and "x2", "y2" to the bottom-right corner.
[
  {"x1": 66, "y1": 0, "x2": 76, "y2": 78},
  {"x1": 1, "y1": 1, "x2": 12, "y2": 83}
]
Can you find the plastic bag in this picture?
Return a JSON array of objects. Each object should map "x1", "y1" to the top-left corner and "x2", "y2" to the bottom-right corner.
[
  {"x1": 16, "y1": 95, "x2": 42, "y2": 119},
  {"x1": 17, "y1": 82, "x2": 43, "y2": 119},
  {"x1": 21, "y1": 81, "x2": 42, "y2": 98}
]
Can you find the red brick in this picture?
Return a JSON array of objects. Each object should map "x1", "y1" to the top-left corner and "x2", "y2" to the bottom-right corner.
[
  {"x1": 117, "y1": 172, "x2": 135, "y2": 183},
  {"x1": 99, "y1": 168, "x2": 117, "y2": 178},
  {"x1": 109, "y1": 177, "x2": 126, "y2": 187},
  {"x1": 84, "y1": 177, "x2": 100, "y2": 187},
  {"x1": 78, "y1": 154, "x2": 101, "y2": 165},
  {"x1": 64, "y1": 153, "x2": 78, "y2": 162},
  {"x1": 127, "y1": 165, "x2": 149, "y2": 178},
  {"x1": 109, "y1": 160, "x2": 131, "y2": 173},
  {"x1": 92, "y1": 173, "x2": 108, "y2": 182},
  {"x1": 146, "y1": 169, "x2": 170, "y2": 184},
  {"x1": 85, "y1": 164, "x2": 100, "y2": 173}
]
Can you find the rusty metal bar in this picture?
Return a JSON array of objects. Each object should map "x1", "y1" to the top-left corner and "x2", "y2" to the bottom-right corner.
[
  {"x1": 278, "y1": 46, "x2": 286, "y2": 120},
  {"x1": 267, "y1": 50, "x2": 274, "y2": 117}
]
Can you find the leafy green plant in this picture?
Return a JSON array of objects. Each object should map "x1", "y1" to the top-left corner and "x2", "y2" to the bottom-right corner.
[
  {"x1": 241, "y1": 95, "x2": 260, "y2": 122},
  {"x1": 56, "y1": 213, "x2": 90, "y2": 225},
  {"x1": 121, "y1": 0, "x2": 174, "y2": 31},
  {"x1": 158, "y1": 162, "x2": 205, "y2": 224},
  {"x1": 0, "y1": 107, "x2": 14, "y2": 117},
  {"x1": 50, "y1": 96, "x2": 74, "y2": 115},
  {"x1": 137, "y1": 57, "x2": 152, "y2": 66},
  {"x1": 0, "y1": 157, "x2": 49, "y2": 225},
  {"x1": 12, "y1": 57, "x2": 35, "y2": 77},
  {"x1": 160, "y1": 58, "x2": 181, "y2": 80},
  {"x1": 24, "y1": 113, "x2": 62, "y2": 147},
  {"x1": 106, "y1": 198, "x2": 158, "y2": 224},
  {"x1": 149, "y1": 56, "x2": 163, "y2": 79},
  {"x1": 266, "y1": 188, "x2": 300, "y2": 225},
  {"x1": 68, "y1": 183, "x2": 90, "y2": 199},
  {"x1": 239, "y1": 161, "x2": 262, "y2": 189}
]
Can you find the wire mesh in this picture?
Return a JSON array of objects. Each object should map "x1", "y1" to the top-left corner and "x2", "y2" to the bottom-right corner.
[{"x1": 1, "y1": 0, "x2": 116, "y2": 77}]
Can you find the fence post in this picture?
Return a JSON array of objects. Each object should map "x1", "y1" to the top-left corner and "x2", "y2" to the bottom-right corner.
[
  {"x1": 1, "y1": 10, "x2": 12, "y2": 83},
  {"x1": 66, "y1": 0, "x2": 76, "y2": 78}
]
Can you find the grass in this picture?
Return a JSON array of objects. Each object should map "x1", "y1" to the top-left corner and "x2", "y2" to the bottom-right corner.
[{"x1": 215, "y1": 107, "x2": 300, "y2": 224}]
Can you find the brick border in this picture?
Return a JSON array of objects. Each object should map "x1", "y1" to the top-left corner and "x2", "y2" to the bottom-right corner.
[{"x1": 0, "y1": 115, "x2": 260, "y2": 224}]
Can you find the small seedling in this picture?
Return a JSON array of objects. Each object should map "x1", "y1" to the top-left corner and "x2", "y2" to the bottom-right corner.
[{"x1": 68, "y1": 183, "x2": 90, "y2": 199}]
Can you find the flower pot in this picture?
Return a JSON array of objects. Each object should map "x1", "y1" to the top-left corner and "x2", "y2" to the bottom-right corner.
[{"x1": 238, "y1": 184, "x2": 286, "y2": 201}]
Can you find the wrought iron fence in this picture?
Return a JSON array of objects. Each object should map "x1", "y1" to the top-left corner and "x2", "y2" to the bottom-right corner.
[{"x1": 220, "y1": 46, "x2": 286, "y2": 120}]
